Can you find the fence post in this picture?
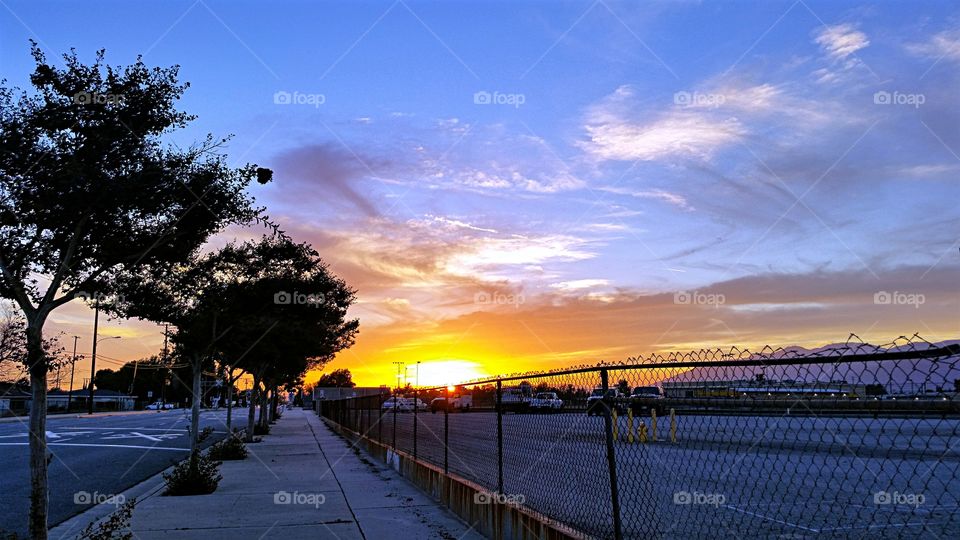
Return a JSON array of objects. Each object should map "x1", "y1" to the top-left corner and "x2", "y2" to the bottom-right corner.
[
  {"x1": 413, "y1": 388, "x2": 418, "y2": 460},
  {"x1": 444, "y1": 395, "x2": 449, "y2": 474},
  {"x1": 392, "y1": 391, "x2": 397, "y2": 450},
  {"x1": 378, "y1": 391, "x2": 383, "y2": 443},
  {"x1": 496, "y1": 379, "x2": 504, "y2": 494},
  {"x1": 600, "y1": 369, "x2": 624, "y2": 540}
]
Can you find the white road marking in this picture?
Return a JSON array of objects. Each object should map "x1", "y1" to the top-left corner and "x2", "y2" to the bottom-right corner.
[{"x1": 0, "y1": 442, "x2": 188, "y2": 451}]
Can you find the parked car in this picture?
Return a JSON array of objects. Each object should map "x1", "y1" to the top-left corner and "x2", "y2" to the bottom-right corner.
[
  {"x1": 144, "y1": 401, "x2": 175, "y2": 410},
  {"x1": 500, "y1": 383, "x2": 533, "y2": 413},
  {"x1": 586, "y1": 388, "x2": 626, "y2": 416},
  {"x1": 629, "y1": 386, "x2": 665, "y2": 415},
  {"x1": 430, "y1": 394, "x2": 473, "y2": 413},
  {"x1": 430, "y1": 397, "x2": 448, "y2": 413},
  {"x1": 530, "y1": 392, "x2": 564, "y2": 412},
  {"x1": 381, "y1": 397, "x2": 412, "y2": 412}
]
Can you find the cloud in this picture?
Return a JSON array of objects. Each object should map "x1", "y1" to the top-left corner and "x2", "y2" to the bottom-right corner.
[
  {"x1": 272, "y1": 143, "x2": 385, "y2": 217},
  {"x1": 550, "y1": 279, "x2": 610, "y2": 291},
  {"x1": 599, "y1": 186, "x2": 693, "y2": 210},
  {"x1": 906, "y1": 30, "x2": 960, "y2": 63},
  {"x1": 814, "y1": 24, "x2": 870, "y2": 60},
  {"x1": 581, "y1": 112, "x2": 746, "y2": 161}
]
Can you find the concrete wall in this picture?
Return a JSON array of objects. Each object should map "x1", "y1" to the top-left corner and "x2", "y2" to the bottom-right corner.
[{"x1": 321, "y1": 417, "x2": 587, "y2": 540}]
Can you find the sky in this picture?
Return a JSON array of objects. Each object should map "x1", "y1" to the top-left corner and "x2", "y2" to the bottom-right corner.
[{"x1": 1, "y1": 0, "x2": 958, "y2": 388}]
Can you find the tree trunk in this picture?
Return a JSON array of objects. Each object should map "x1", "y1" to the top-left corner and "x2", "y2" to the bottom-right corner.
[
  {"x1": 257, "y1": 385, "x2": 268, "y2": 429},
  {"x1": 245, "y1": 376, "x2": 258, "y2": 442},
  {"x1": 189, "y1": 355, "x2": 202, "y2": 461},
  {"x1": 271, "y1": 388, "x2": 279, "y2": 422},
  {"x1": 225, "y1": 378, "x2": 233, "y2": 431},
  {"x1": 27, "y1": 322, "x2": 49, "y2": 540}
]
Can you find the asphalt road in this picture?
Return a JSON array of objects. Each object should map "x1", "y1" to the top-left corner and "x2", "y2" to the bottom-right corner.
[
  {"x1": 355, "y1": 409, "x2": 960, "y2": 539},
  {"x1": 0, "y1": 408, "x2": 241, "y2": 537}
]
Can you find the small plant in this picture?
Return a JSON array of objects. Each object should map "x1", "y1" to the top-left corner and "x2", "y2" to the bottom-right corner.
[
  {"x1": 197, "y1": 426, "x2": 215, "y2": 443},
  {"x1": 208, "y1": 432, "x2": 248, "y2": 460},
  {"x1": 163, "y1": 453, "x2": 222, "y2": 496},
  {"x1": 76, "y1": 498, "x2": 136, "y2": 539}
]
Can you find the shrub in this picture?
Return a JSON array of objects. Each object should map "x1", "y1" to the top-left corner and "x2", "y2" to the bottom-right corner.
[
  {"x1": 208, "y1": 432, "x2": 248, "y2": 460},
  {"x1": 197, "y1": 426, "x2": 215, "y2": 443},
  {"x1": 76, "y1": 498, "x2": 136, "y2": 539},
  {"x1": 163, "y1": 453, "x2": 222, "y2": 496},
  {"x1": 253, "y1": 423, "x2": 270, "y2": 435}
]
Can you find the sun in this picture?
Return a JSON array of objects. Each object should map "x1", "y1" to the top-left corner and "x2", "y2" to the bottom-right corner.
[{"x1": 413, "y1": 359, "x2": 486, "y2": 388}]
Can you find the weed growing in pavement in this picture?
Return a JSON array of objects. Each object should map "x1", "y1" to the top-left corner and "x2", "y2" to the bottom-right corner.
[{"x1": 76, "y1": 498, "x2": 136, "y2": 539}]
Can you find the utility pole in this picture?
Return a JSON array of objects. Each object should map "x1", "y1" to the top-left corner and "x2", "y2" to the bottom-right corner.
[
  {"x1": 392, "y1": 361, "x2": 404, "y2": 392},
  {"x1": 160, "y1": 324, "x2": 169, "y2": 410},
  {"x1": 88, "y1": 300, "x2": 100, "y2": 415},
  {"x1": 66, "y1": 336, "x2": 79, "y2": 412}
]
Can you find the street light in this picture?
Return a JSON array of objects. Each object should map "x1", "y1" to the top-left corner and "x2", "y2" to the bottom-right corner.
[{"x1": 87, "y1": 334, "x2": 121, "y2": 415}]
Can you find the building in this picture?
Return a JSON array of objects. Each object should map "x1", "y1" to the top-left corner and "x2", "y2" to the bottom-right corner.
[
  {"x1": 0, "y1": 383, "x2": 31, "y2": 416},
  {"x1": 46, "y1": 389, "x2": 137, "y2": 412}
]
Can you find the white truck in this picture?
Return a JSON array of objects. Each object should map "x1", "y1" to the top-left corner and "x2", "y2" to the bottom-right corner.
[{"x1": 530, "y1": 392, "x2": 564, "y2": 412}]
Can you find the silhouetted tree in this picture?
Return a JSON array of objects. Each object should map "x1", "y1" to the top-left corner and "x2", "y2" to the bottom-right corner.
[
  {"x1": 0, "y1": 45, "x2": 268, "y2": 535},
  {"x1": 316, "y1": 369, "x2": 356, "y2": 388}
]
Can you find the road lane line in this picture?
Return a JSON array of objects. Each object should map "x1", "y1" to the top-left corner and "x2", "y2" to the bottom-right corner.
[{"x1": 0, "y1": 442, "x2": 188, "y2": 451}]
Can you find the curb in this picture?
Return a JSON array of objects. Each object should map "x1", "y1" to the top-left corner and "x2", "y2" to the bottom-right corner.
[{"x1": 47, "y1": 463, "x2": 171, "y2": 539}]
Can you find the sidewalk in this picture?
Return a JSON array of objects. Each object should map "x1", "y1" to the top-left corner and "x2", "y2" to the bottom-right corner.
[{"x1": 119, "y1": 408, "x2": 482, "y2": 539}]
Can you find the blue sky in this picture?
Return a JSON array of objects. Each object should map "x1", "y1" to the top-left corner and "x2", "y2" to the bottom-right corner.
[{"x1": 3, "y1": 0, "x2": 958, "y2": 385}]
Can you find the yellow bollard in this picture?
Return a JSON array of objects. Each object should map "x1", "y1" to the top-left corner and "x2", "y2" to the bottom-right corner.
[
  {"x1": 627, "y1": 409, "x2": 635, "y2": 443},
  {"x1": 638, "y1": 421, "x2": 648, "y2": 443},
  {"x1": 670, "y1": 408, "x2": 677, "y2": 443},
  {"x1": 651, "y1": 409, "x2": 658, "y2": 442},
  {"x1": 612, "y1": 408, "x2": 619, "y2": 441}
]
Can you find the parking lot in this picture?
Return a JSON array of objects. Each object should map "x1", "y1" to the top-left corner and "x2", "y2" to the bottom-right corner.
[{"x1": 356, "y1": 409, "x2": 960, "y2": 538}]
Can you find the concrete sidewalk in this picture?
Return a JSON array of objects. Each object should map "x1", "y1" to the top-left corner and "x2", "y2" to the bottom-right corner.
[{"x1": 117, "y1": 408, "x2": 482, "y2": 539}]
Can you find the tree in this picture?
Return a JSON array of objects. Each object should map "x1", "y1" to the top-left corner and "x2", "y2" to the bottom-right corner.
[
  {"x1": 0, "y1": 46, "x2": 268, "y2": 537},
  {"x1": 214, "y1": 237, "x2": 358, "y2": 441},
  {"x1": 316, "y1": 369, "x2": 355, "y2": 388}
]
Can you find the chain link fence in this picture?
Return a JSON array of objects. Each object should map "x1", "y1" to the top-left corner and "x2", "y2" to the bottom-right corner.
[{"x1": 318, "y1": 336, "x2": 960, "y2": 539}]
